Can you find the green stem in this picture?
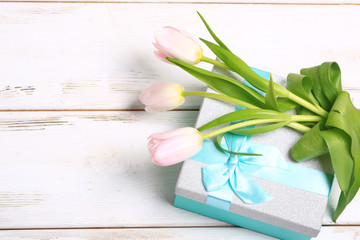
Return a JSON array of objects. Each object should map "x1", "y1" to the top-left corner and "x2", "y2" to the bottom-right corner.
[
  {"x1": 202, "y1": 119, "x2": 285, "y2": 139},
  {"x1": 287, "y1": 92, "x2": 328, "y2": 118},
  {"x1": 202, "y1": 118, "x2": 313, "y2": 139},
  {"x1": 202, "y1": 55, "x2": 327, "y2": 117},
  {"x1": 287, "y1": 123, "x2": 311, "y2": 132},
  {"x1": 183, "y1": 91, "x2": 315, "y2": 133},
  {"x1": 287, "y1": 115, "x2": 321, "y2": 132},
  {"x1": 183, "y1": 91, "x2": 258, "y2": 110},
  {"x1": 202, "y1": 54, "x2": 328, "y2": 118},
  {"x1": 201, "y1": 56, "x2": 232, "y2": 71},
  {"x1": 290, "y1": 114, "x2": 322, "y2": 122}
]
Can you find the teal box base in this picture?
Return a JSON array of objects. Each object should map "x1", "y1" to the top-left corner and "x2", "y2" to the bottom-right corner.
[{"x1": 174, "y1": 195, "x2": 311, "y2": 240}]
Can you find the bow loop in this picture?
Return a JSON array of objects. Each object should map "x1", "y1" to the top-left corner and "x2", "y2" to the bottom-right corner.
[
  {"x1": 202, "y1": 163, "x2": 229, "y2": 192},
  {"x1": 198, "y1": 133, "x2": 288, "y2": 204}
]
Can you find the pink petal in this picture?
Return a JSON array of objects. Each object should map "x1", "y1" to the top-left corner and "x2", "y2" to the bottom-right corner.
[
  {"x1": 144, "y1": 105, "x2": 170, "y2": 113},
  {"x1": 148, "y1": 138, "x2": 161, "y2": 155},
  {"x1": 154, "y1": 50, "x2": 171, "y2": 64},
  {"x1": 152, "y1": 133, "x2": 203, "y2": 166},
  {"x1": 139, "y1": 82, "x2": 184, "y2": 108},
  {"x1": 164, "y1": 26, "x2": 202, "y2": 46},
  {"x1": 154, "y1": 27, "x2": 202, "y2": 64}
]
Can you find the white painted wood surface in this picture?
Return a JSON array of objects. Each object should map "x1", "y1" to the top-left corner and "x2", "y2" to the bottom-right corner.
[
  {"x1": 0, "y1": 227, "x2": 359, "y2": 240},
  {"x1": 3, "y1": 0, "x2": 360, "y2": 4},
  {"x1": 1, "y1": 3, "x2": 360, "y2": 110},
  {"x1": 0, "y1": 1, "x2": 359, "y2": 239},
  {"x1": 0, "y1": 112, "x2": 358, "y2": 232}
]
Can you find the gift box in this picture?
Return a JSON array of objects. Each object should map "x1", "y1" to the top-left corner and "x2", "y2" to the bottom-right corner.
[{"x1": 174, "y1": 66, "x2": 334, "y2": 240}]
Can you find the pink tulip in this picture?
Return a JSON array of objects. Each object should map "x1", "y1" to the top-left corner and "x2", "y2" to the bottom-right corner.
[
  {"x1": 154, "y1": 26, "x2": 203, "y2": 65},
  {"x1": 148, "y1": 127, "x2": 203, "y2": 166},
  {"x1": 139, "y1": 82, "x2": 185, "y2": 113}
]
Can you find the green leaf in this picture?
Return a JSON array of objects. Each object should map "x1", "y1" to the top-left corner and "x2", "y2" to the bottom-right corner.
[
  {"x1": 215, "y1": 133, "x2": 262, "y2": 156},
  {"x1": 320, "y1": 128, "x2": 353, "y2": 192},
  {"x1": 326, "y1": 92, "x2": 360, "y2": 161},
  {"x1": 200, "y1": 39, "x2": 289, "y2": 98},
  {"x1": 277, "y1": 97, "x2": 298, "y2": 112},
  {"x1": 322, "y1": 91, "x2": 360, "y2": 221},
  {"x1": 320, "y1": 127, "x2": 358, "y2": 222},
  {"x1": 167, "y1": 57, "x2": 267, "y2": 108},
  {"x1": 291, "y1": 85, "x2": 360, "y2": 221},
  {"x1": 300, "y1": 62, "x2": 341, "y2": 110},
  {"x1": 197, "y1": 12, "x2": 230, "y2": 51},
  {"x1": 231, "y1": 121, "x2": 290, "y2": 135},
  {"x1": 340, "y1": 154, "x2": 360, "y2": 221},
  {"x1": 197, "y1": 109, "x2": 290, "y2": 132},
  {"x1": 295, "y1": 106, "x2": 316, "y2": 116},
  {"x1": 300, "y1": 66, "x2": 331, "y2": 110},
  {"x1": 319, "y1": 62, "x2": 342, "y2": 104},
  {"x1": 287, "y1": 73, "x2": 319, "y2": 106},
  {"x1": 265, "y1": 74, "x2": 278, "y2": 110},
  {"x1": 291, "y1": 121, "x2": 329, "y2": 162},
  {"x1": 347, "y1": 153, "x2": 360, "y2": 212},
  {"x1": 333, "y1": 192, "x2": 348, "y2": 222}
]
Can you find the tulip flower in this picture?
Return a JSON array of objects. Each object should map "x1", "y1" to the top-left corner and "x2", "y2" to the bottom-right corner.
[
  {"x1": 148, "y1": 127, "x2": 203, "y2": 166},
  {"x1": 154, "y1": 26, "x2": 203, "y2": 65},
  {"x1": 139, "y1": 82, "x2": 185, "y2": 113}
]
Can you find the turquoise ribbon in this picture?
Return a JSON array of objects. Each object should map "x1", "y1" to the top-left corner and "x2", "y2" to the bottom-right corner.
[
  {"x1": 191, "y1": 67, "x2": 333, "y2": 208},
  {"x1": 192, "y1": 133, "x2": 289, "y2": 204},
  {"x1": 191, "y1": 133, "x2": 333, "y2": 207}
]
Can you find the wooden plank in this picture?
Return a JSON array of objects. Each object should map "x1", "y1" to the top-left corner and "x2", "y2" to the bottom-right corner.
[
  {"x1": 0, "y1": 226, "x2": 358, "y2": 239},
  {"x1": 0, "y1": 111, "x2": 203, "y2": 228},
  {"x1": 0, "y1": 111, "x2": 358, "y2": 228},
  {"x1": 2, "y1": 1, "x2": 360, "y2": 4},
  {"x1": 0, "y1": 3, "x2": 360, "y2": 110}
]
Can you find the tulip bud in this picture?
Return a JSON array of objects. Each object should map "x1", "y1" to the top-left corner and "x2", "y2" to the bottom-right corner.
[
  {"x1": 139, "y1": 82, "x2": 185, "y2": 113},
  {"x1": 154, "y1": 26, "x2": 203, "y2": 65},
  {"x1": 148, "y1": 127, "x2": 203, "y2": 166}
]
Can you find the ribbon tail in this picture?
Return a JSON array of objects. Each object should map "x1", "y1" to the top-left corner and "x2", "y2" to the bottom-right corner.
[{"x1": 230, "y1": 166, "x2": 272, "y2": 204}]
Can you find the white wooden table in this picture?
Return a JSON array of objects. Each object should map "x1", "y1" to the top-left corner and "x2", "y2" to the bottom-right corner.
[{"x1": 0, "y1": 1, "x2": 360, "y2": 239}]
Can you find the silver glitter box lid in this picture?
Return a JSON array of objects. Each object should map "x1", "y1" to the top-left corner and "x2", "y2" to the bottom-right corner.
[{"x1": 175, "y1": 66, "x2": 333, "y2": 237}]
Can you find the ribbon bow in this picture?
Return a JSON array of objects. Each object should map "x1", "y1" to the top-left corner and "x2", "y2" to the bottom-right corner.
[{"x1": 192, "y1": 133, "x2": 289, "y2": 204}]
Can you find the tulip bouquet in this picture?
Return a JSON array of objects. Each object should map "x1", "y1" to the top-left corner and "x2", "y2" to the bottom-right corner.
[{"x1": 140, "y1": 12, "x2": 360, "y2": 221}]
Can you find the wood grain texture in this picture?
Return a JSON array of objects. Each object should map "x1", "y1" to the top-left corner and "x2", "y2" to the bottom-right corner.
[
  {"x1": 1, "y1": 1, "x2": 360, "y2": 4},
  {"x1": 0, "y1": 226, "x2": 359, "y2": 239},
  {"x1": 1, "y1": 1, "x2": 360, "y2": 238},
  {"x1": 0, "y1": 3, "x2": 360, "y2": 110},
  {"x1": 0, "y1": 111, "x2": 201, "y2": 229},
  {"x1": 0, "y1": 111, "x2": 358, "y2": 229}
]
